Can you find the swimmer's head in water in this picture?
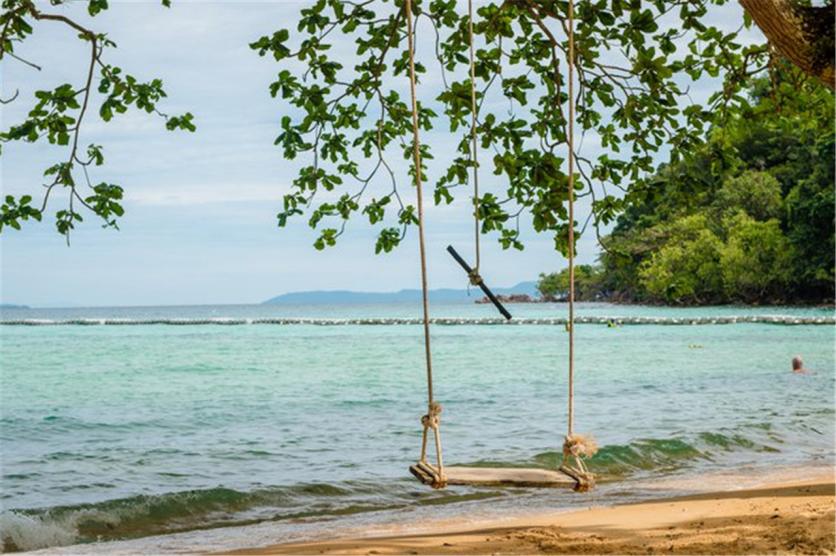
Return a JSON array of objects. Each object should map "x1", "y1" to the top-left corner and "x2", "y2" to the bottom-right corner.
[{"x1": 792, "y1": 356, "x2": 804, "y2": 371}]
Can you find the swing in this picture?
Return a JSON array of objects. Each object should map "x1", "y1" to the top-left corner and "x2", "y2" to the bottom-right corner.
[{"x1": 404, "y1": 0, "x2": 596, "y2": 492}]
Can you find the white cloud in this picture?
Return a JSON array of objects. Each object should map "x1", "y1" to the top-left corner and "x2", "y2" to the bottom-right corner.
[{"x1": 125, "y1": 182, "x2": 289, "y2": 205}]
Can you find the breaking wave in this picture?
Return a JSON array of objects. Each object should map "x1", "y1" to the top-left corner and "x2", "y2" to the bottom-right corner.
[
  {"x1": 1, "y1": 316, "x2": 832, "y2": 326},
  {"x1": 1, "y1": 430, "x2": 789, "y2": 552}
]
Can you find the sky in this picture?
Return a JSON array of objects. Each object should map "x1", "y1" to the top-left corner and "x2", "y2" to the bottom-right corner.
[{"x1": 0, "y1": 1, "x2": 761, "y2": 307}]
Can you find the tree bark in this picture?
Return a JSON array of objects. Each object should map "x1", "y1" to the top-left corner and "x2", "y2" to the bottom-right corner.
[{"x1": 739, "y1": 0, "x2": 835, "y2": 90}]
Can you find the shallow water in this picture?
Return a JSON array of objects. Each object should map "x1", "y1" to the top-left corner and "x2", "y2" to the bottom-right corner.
[{"x1": 0, "y1": 303, "x2": 833, "y2": 552}]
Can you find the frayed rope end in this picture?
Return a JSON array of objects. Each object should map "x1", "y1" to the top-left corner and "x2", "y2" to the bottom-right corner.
[{"x1": 563, "y1": 434, "x2": 599, "y2": 458}]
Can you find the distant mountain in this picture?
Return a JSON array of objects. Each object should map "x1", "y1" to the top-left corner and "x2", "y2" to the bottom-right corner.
[
  {"x1": 263, "y1": 281, "x2": 539, "y2": 305},
  {"x1": 0, "y1": 303, "x2": 29, "y2": 309}
]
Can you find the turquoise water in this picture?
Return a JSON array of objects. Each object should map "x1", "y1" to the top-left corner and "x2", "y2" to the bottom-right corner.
[{"x1": 1, "y1": 303, "x2": 834, "y2": 552}]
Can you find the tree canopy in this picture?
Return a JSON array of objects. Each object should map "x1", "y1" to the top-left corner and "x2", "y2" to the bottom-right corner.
[
  {"x1": 0, "y1": 0, "x2": 195, "y2": 240},
  {"x1": 550, "y1": 69, "x2": 835, "y2": 305},
  {"x1": 1, "y1": 0, "x2": 833, "y2": 290},
  {"x1": 537, "y1": 263, "x2": 604, "y2": 301},
  {"x1": 250, "y1": 0, "x2": 781, "y2": 255}
]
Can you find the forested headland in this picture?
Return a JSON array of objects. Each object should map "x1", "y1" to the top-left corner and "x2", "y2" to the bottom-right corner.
[{"x1": 539, "y1": 71, "x2": 834, "y2": 306}]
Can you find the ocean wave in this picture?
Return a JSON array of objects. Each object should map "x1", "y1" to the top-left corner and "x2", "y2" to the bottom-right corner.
[
  {"x1": 0, "y1": 485, "x2": 312, "y2": 552},
  {"x1": 0, "y1": 480, "x2": 496, "y2": 552},
  {"x1": 529, "y1": 430, "x2": 784, "y2": 477},
  {"x1": 0, "y1": 430, "x2": 789, "y2": 552},
  {"x1": 0, "y1": 512, "x2": 76, "y2": 553}
]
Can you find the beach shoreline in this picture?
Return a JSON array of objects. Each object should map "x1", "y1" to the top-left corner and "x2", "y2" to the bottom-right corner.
[{"x1": 226, "y1": 473, "x2": 835, "y2": 555}]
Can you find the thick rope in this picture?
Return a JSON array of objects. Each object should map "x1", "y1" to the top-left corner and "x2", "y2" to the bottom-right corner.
[
  {"x1": 404, "y1": 0, "x2": 434, "y2": 410},
  {"x1": 405, "y1": 0, "x2": 444, "y2": 484},
  {"x1": 467, "y1": 0, "x2": 481, "y2": 279},
  {"x1": 558, "y1": 0, "x2": 596, "y2": 493},
  {"x1": 561, "y1": 432, "x2": 597, "y2": 492},
  {"x1": 566, "y1": 0, "x2": 576, "y2": 439}
]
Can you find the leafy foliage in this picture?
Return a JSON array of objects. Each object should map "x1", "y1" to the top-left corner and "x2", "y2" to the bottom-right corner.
[
  {"x1": 637, "y1": 214, "x2": 724, "y2": 304},
  {"x1": 598, "y1": 70, "x2": 834, "y2": 304},
  {"x1": 537, "y1": 263, "x2": 605, "y2": 301},
  {"x1": 713, "y1": 171, "x2": 782, "y2": 222},
  {"x1": 0, "y1": 0, "x2": 195, "y2": 240},
  {"x1": 718, "y1": 212, "x2": 793, "y2": 302},
  {"x1": 252, "y1": 0, "x2": 773, "y2": 254}
]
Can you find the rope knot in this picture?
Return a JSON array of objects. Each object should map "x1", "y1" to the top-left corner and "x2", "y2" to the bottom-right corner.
[
  {"x1": 468, "y1": 269, "x2": 482, "y2": 286},
  {"x1": 421, "y1": 402, "x2": 442, "y2": 430},
  {"x1": 560, "y1": 434, "x2": 597, "y2": 492},
  {"x1": 562, "y1": 434, "x2": 598, "y2": 458}
]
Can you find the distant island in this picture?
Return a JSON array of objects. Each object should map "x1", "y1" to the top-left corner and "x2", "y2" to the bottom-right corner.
[
  {"x1": 263, "y1": 282, "x2": 538, "y2": 305},
  {"x1": 0, "y1": 303, "x2": 29, "y2": 309}
]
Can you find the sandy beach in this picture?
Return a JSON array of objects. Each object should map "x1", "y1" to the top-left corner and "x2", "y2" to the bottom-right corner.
[{"x1": 229, "y1": 474, "x2": 835, "y2": 555}]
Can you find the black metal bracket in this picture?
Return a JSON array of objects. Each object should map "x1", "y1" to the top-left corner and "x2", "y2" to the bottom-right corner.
[{"x1": 446, "y1": 245, "x2": 512, "y2": 320}]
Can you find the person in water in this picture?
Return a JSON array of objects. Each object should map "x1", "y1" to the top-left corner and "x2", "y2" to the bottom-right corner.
[{"x1": 792, "y1": 356, "x2": 809, "y2": 374}]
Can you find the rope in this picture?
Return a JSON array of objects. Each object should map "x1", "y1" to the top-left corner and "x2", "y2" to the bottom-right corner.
[
  {"x1": 563, "y1": 434, "x2": 597, "y2": 458},
  {"x1": 405, "y1": 0, "x2": 445, "y2": 485},
  {"x1": 421, "y1": 401, "x2": 442, "y2": 430},
  {"x1": 561, "y1": 433, "x2": 597, "y2": 492},
  {"x1": 404, "y1": 0, "x2": 434, "y2": 410},
  {"x1": 467, "y1": 0, "x2": 481, "y2": 278},
  {"x1": 566, "y1": 0, "x2": 576, "y2": 439},
  {"x1": 557, "y1": 0, "x2": 596, "y2": 493}
]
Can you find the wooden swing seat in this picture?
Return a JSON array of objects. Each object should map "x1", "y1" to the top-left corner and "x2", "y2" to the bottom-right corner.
[{"x1": 410, "y1": 462, "x2": 576, "y2": 488}]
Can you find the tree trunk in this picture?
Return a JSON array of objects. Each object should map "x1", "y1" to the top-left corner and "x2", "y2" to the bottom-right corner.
[{"x1": 739, "y1": 0, "x2": 835, "y2": 90}]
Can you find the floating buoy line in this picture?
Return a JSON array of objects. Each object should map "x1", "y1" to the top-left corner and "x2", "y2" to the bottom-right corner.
[{"x1": 2, "y1": 316, "x2": 830, "y2": 326}]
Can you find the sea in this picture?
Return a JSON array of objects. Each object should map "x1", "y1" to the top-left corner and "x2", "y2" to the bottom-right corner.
[{"x1": 0, "y1": 301, "x2": 834, "y2": 553}]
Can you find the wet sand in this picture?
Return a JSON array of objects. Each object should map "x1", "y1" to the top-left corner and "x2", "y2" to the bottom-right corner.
[{"x1": 228, "y1": 474, "x2": 834, "y2": 555}]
